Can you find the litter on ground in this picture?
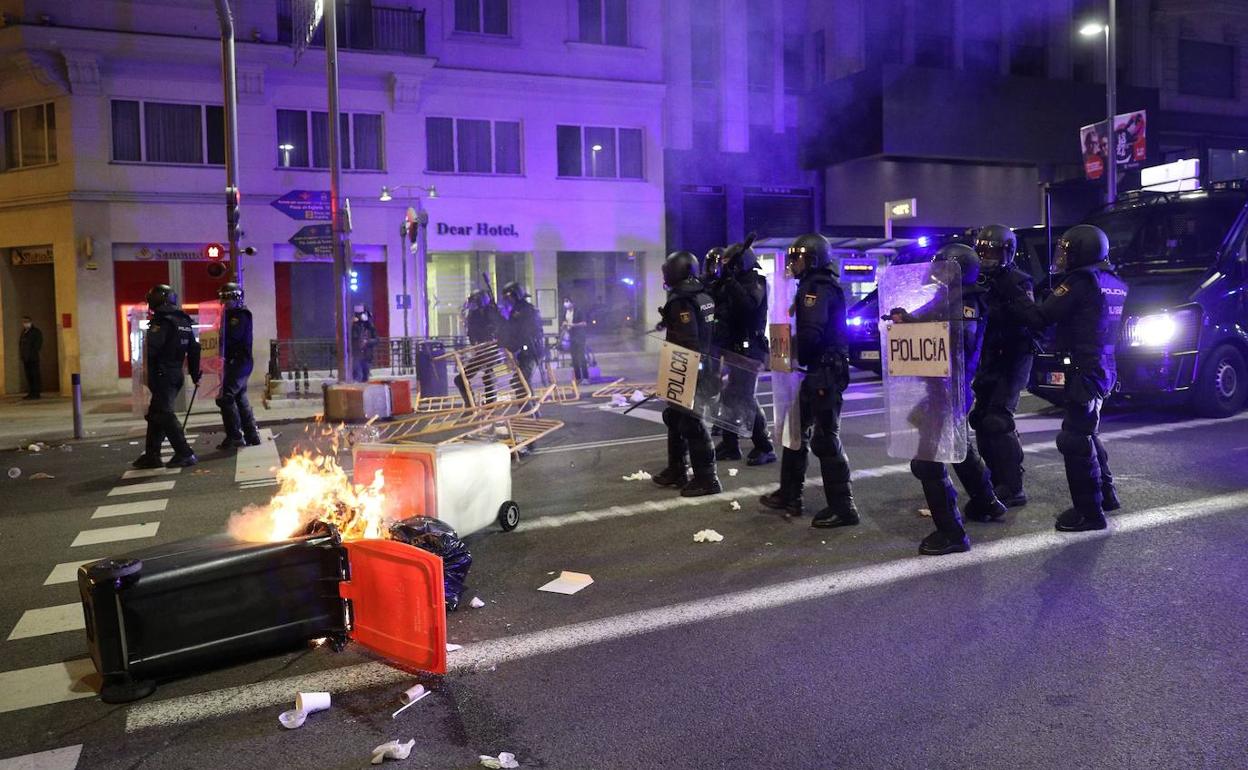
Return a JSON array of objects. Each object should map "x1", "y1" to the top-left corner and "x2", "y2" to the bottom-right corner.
[
  {"x1": 371, "y1": 739, "x2": 415, "y2": 764},
  {"x1": 693, "y1": 529, "x2": 724, "y2": 543},
  {"x1": 7, "y1": 468, "x2": 21, "y2": 479},
  {"x1": 629, "y1": 389, "x2": 648, "y2": 404},
  {"x1": 538, "y1": 571, "x2": 593, "y2": 595},
  {"x1": 29, "y1": 472, "x2": 55, "y2": 480},
  {"x1": 918, "y1": 508, "x2": 932, "y2": 518},
  {"x1": 729, "y1": 500, "x2": 741, "y2": 511},
  {"x1": 278, "y1": 692, "x2": 331, "y2": 729},
  {"x1": 480, "y1": 753, "x2": 520, "y2": 769},
  {"x1": 446, "y1": 643, "x2": 463, "y2": 652},
  {"x1": 470, "y1": 596, "x2": 486, "y2": 609},
  {"x1": 622, "y1": 469, "x2": 652, "y2": 481},
  {"x1": 391, "y1": 685, "x2": 430, "y2": 718},
  {"x1": 728, "y1": 468, "x2": 738, "y2": 476}
]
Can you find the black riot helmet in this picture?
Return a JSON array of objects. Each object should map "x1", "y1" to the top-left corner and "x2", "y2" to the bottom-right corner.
[
  {"x1": 933, "y1": 242, "x2": 981, "y2": 287},
  {"x1": 1053, "y1": 224, "x2": 1109, "y2": 274},
  {"x1": 974, "y1": 224, "x2": 1017, "y2": 273},
  {"x1": 217, "y1": 282, "x2": 244, "y2": 307},
  {"x1": 723, "y1": 232, "x2": 759, "y2": 274},
  {"x1": 662, "y1": 251, "x2": 700, "y2": 287},
  {"x1": 704, "y1": 247, "x2": 726, "y2": 280},
  {"x1": 786, "y1": 233, "x2": 833, "y2": 279},
  {"x1": 500, "y1": 282, "x2": 528, "y2": 303},
  {"x1": 145, "y1": 284, "x2": 178, "y2": 309}
]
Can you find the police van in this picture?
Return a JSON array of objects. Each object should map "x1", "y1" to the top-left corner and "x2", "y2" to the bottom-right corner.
[{"x1": 1029, "y1": 182, "x2": 1248, "y2": 416}]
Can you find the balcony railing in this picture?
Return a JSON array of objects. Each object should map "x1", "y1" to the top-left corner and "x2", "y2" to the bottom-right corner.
[{"x1": 277, "y1": 0, "x2": 425, "y2": 56}]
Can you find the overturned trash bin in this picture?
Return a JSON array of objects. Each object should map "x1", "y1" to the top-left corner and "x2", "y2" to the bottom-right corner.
[
  {"x1": 389, "y1": 517, "x2": 473, "y2": 611},
  {"x1": 78, "y1": 527, "x2": 447, "y2": 704}
]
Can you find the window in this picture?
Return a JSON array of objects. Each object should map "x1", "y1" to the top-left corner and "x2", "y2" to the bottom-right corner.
[
  {"x1": 1179, "y1": 40, "x2": 1235, "y2": 99},
  {"x1": 110, "y1": 100, "x2": 223, "y2": 165},
  {"x1": 578, "y1": 0, "x2": 627, "y2": 45},
  {"x1": 746, "y1": 0, "x2": 773, "y2": 89},
  {"x1": 1008, "y1": 3, "x2": 1046, "y2": 77},
  {"x1": 277, "y1": 109, "x2": 384, "y2": 170},
  {"x1": 455, "y1": 0, "x2": 508, "y2": 35},
  {"x1": 813, "y1": 30, "x2": 826, "y2": 85},
  {"x1": 690, "y1": 0, "x2": 720, "y2": 85},
  {"x1": 961, "y1": 0, "x2": 999, "y2": 74},
  {"x1": 556, "y1": 125, "x2": 643, "y2": 180},
  {"x1": 864, "y1": 0, "x2": 903, "y2": 67},
  {"x1": 425, "y1": 117, "x2": 521, "y2": 175},
  {"x1": 914, "y1": 0, "x2": 953, "y2": 69},
  {"x1": 783, "y1": 34, "x2": 805, "y2": 92},
  {"x1": 3, "y1": 102, "x2": 57, "y2": 170}
]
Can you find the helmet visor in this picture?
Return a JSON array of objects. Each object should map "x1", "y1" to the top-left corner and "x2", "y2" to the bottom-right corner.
[
  {"x1": 975, "y1": 240, "x2": 1007, "y2": 270},
  {"x1": 1052, "y1": 239, "x2": 1071, "y2": 274}
]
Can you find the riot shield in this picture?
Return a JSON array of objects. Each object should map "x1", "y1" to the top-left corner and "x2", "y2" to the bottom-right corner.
[
  {"x1": 877, "y1": 261, "x2": 966, "y2": 463},
  {"x1": 651, "y1": 333, "x2": 761, "y2": 436},
  {"x1": 195, "y1": 301, "x2": 224, "y2": 402},
  {"x1": 767, "y1": 259, "x2": 804, "y2": 450},
  {"x1": 129, "y1": 306, "x2": 150, "y2": 417}
]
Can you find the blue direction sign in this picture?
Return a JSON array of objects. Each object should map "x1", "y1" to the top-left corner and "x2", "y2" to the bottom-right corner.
[
  {"x1": 271, "y1": 189, "x2": 331, "y2": 221},
  {"x1": 289, "y1": 224, "x2": 333, "y2": 258}
]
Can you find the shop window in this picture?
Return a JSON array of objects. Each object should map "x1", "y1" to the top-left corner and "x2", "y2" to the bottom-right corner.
[
  {"x1": 3, "y1": 102, "x2": 57, "y2": 170},
  {"x1": 784, "y1": 34, "x2": 805, "y2": 92},
  {"x1": 111, "y1": 100, "x2": 224, "y2": 166},
  {"x1": 746, "y1": 0, "x2": 773, "y2": 90},
  {"x1": 455, "y1": 0, "x2": 508, "y2": 35},
  {"x1": 690, "y1": 0, "x2": 720, "y2": 86},
  {"x1": 424, "y1": 117, "x2": 522, "y2": 175},
  {"x1": 1179, "y1": 40, "x2": 1235, "y2": 99},
  {"x1": 556, "y1": 125, "x2": 642, "y2": 180},
  {"x1": 578, "y1": 0, "x2": 627, "y2": 46},
  {"x1": 277, "y1": 109, "x2": 384, "y2": 170}
]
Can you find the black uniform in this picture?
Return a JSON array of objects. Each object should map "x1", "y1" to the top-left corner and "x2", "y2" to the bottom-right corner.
[
  {"x1": 350, "y1": 314, "x2": 378, "y2": 383},
  {"x1": 659, "y1": 278, "x2": 719, "y2": 487},
  {"x1": 141, "y1": 305, "x2": 201, "y2": 463},
  {"x1": 996, "y1": 260, "x2": 1127, "y2": 528},
  {"x1": 500, "y1": 297, "x2": 544, "y2": 393},
  {"x1": 19, "y1": 323, "x2": 42, "y2": 399},
  {"x1": 216, "y1": 306, "x2": 260, "y2": 446},
  {"x1": 767, "y1": 267, "x2": 857, "y2": 523},
  {"x1": 711, "y1": 268, "x2": 774, "y2": 460},
  {"x1": 970, "y1": 265, "x2": 1035, "y2": 502},
  {"x1": 457, "y1": 301, "x2": 503, "y2": 403}
]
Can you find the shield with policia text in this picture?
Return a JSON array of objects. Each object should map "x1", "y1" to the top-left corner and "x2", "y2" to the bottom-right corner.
[
  {"x1": 767, "y1": 257, "x2": 804, "y2": 451},
  {"x1": 651, "y1": 333, "x2": 763, "y2": 435},
  {"x1": 877, "y1": 260, "x2": 967, "y2": 464}
]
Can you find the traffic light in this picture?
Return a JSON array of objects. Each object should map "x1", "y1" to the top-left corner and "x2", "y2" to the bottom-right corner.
[
  {"x1": 226, "y1": 186, "x2": 242, "y2": 243},
  {"x1": 349, "y1": 269, "x2": 360, "y2": 293},
  {"x1": 203, "y1": 242, "x2": 224, "y2": 260}
]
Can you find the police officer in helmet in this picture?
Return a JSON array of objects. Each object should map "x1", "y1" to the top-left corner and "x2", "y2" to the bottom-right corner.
[
  {"x1": 970, "y1": 224, "x2": 1034, "y2": 507},
  {"x1": 709, "y1": 236, "x2": 776, "y2": 465},
  {"x1": 499, "y1": 281, "x2": 545, "y2": 392},
  {"x1": 760, "y1": 234, "x2": 858, "y2": 527},
  {"x1": 990, "y1": 224, "x2": 1126, "y2": 531},
  {"x1": 214, "y1": 282, "x2": 261, "y2": 450},
  {"x1": 133, "y1": 284, "x2": 201, "y2": 469},
  {"x1": 456, "y1": 290, "x2": 503, "y2": 402},
  {"x1": 651, "y1": 250, "x2": 721, "y2": 496},
  {"x1": 892, "y1": 243, "x2": 1007, "y2": 555}
]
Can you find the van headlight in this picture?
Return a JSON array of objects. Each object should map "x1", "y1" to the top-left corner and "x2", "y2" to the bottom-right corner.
[{"x1": 1125, "y1": 308, "x2": 1199, "y2": 349}]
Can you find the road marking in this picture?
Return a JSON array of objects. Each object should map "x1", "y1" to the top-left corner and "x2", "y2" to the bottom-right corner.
[
  {"x1": 235, "y1": 429, "x2": 279, "y2": 484},
  {"x1": 536, "y1": 434, "x2": 666, "y2": 455},
  {"x1": 107, "y1": 481, "x2": 176, "y2": 497},
  {"x1": 71, "y1": 522, "x2": 159, "y2": 548},
  {"x1": 121, "y1": 467, "x2": 182, "y2": 480},
  {"x1": 92, "y1": 499, "x2": 168, "y2": 520},
  {"x1": 124, "y1": 489, "x2": 1248, "y2": 732},
  {"x1": 239, "y1": 480, "x2": 279, "y2": 489},
  {"x1": 0, "y1": 660, "x2": 98, "y2": 715},
  {"x1": 43, "y1": 558, "x2": 104, "y2": 586},
  {"x1": 0, "y1": 744, "x2": 83, "y2": 770},
  {"x1": 619, "y1": 407, "x2": 665, "y2": 425},
  {"x1": 842, "y1": 390, "x2": 880, "y2": 401},
  {"x1": 7, "y1": 604, "x2": 85, "y2": 641},
  {"x1": 866, "y1": 416, "x2": 1068, "y2": 440}
]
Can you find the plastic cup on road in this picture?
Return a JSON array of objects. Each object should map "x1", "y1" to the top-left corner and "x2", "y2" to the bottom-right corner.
[
  {"x1": 295, "y1": 691, "x2": 331, "y2": 713},
  {"x1": 401, "y1": 684, "x2": 426, "y2": 705}
]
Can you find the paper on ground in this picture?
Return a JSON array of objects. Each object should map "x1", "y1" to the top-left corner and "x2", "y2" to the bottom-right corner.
[
  {"x1": 372, "y1": 739, "x2": 415, "y2": 764},
  {"x1": 480, "y1": 753, "x2": 520, "y2": 769},
  {"x1": 446, "y1": 643, "x2": 463, "y2": 652},
  {"x1": 538, "y1": 571, "x2": 593, "y2": 595},
  {"x1": 693, "y1": 529, "x2": 724, "y2": 543},
  {"x1": 469, "y1": 596, "x2": 486, "y2": 609},
  {"x1": 622, "y1": 470, "x2": 652, "y2": 481},
  {"x1": 728, "y1": 468, "x2": 738, "y2": 476},
  {"x1": 629, "y1": 389, "x2": 648, "y2": 403},
  {"x1": 730, "y1": 500, "x2": 741, "y2": 511}
]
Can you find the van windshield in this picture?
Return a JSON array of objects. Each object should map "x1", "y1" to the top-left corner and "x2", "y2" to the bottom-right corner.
[{"x1": 1085, "y1": 196, "x2": 1244, "y2": 275}]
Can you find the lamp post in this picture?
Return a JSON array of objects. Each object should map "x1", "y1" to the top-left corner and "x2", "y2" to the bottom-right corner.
[
  {"x1": 380, "y1": 184, "x2": 438, "y2": 339},
  {"x1": 278, "y1": 143, "x2": 294, "y2": 167},
  {"x1": 1081, "y1": 5, "x2": 1117, "y2": 204}
]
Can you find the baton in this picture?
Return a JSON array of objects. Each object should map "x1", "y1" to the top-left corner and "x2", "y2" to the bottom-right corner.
[
  {"x1": 182, "y1": 381, "x2": 199, "y2": 431},
  {"x1": 622, "y1": 393, "x2": 657, "y2": 414}
]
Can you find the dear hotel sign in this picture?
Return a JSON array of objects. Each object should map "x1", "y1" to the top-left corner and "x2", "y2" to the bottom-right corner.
[{"x1": 435, "y1": 221, "x2": 519, "y2": 237}]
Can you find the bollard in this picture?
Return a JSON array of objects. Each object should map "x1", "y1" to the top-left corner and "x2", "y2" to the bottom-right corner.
[{"x1": 72, "y1": 373, "x2": 84, "y2": 439}]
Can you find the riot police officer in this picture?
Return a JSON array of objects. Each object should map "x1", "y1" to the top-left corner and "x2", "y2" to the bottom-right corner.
[
  {"x1": 710, "y1": 237, "x2": 776, "y2": 465},
  {"x1": 991, "y1": 224, "x2": 1126, "y2": 531},
  {"x1": 133, "y1": 284, "x2": 201, "y2": 469},
  {"x1": 893, "y1": 244, "x2": 1007, "y2": 555},
  {"x1": 970, "y1": 224, "x2": 1034, "y2": 507},
  {"x1": 499, "y1": 282, "x2": 545, "y2": 392},
  {"x1": 214, "y1": 282, "x2": 261, "y2": 451},
  {"x1": 457, "y1": 290, "x2": 503, "y2": 402},
  {"x1": 652, "y1": 251, "x2": 721, "y2": 497},
  {"x1": 760, "y1": 234, "x2": 858, "y2": 527}
]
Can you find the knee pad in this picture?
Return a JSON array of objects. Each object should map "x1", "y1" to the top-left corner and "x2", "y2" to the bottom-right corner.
[
  {"x1": 810, "y1": 431, "x2": 843, "y2": 460},
  {"x1": 910, "y1": 458, "x2": 946, "y2": 481},
  {"x1": 662, "y1": 407, "x2": 680, "y2": 429},
  {"x1": 979, "y1": 411, "x2": 1016, "y2": 436},
  {"x1": 678, "y1": 416, "x2": 707, "y2": 443},
  {"x1": 1056, "y1": 429, "x2": 1093, "y2": 458},
  {"x1": 215, "y1": 395, "x2": 233, "y2": 409}
]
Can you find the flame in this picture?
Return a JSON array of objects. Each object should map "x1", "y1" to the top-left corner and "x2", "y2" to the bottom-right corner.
[{"x1": 228, "y1": 451, "x2": 389, "y2": 542}]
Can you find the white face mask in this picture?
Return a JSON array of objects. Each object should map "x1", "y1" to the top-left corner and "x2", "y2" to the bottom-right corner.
[
  {"x1": 563, "y1": 302, "x2": 572, "y2": 309},
  {"x1": 22, "y1": 322, "x2": 32, "y2": 330}
]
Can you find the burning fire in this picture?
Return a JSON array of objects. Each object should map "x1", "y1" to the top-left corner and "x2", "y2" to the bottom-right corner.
[{"x1": 228, "y1": 451, "x2": 389, "y2": 542}]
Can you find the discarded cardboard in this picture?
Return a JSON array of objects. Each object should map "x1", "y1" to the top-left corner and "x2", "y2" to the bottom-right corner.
[{"x1": 538, "y1": 571, "x2": 593, "y2": 595}]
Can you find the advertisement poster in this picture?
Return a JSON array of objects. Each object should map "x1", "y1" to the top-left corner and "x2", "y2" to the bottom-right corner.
[{"x1": 1081, "y1": 110, "x2": 1147, "y2": 180}]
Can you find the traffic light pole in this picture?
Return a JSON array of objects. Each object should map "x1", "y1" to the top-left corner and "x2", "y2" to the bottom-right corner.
[
  {"x1": 211, "y1": 0, "x2": 243, "y2": 284},
  {"x1": 325, "y1": 0, "x2": 352, "y2": 383},
  {"x1": 1105, "y1": 0, "x2": 1118, "y2": 205}
]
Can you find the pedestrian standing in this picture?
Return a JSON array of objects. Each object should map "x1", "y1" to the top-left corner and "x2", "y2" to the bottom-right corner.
[
  {"x1": 990, "y1": 224, "x2": 1126, "y2": 531},
  {"x1": 19, "y1": 315, "x2": 42, "y2": 400},
  {"x1": 561, "y1": 297, "x2": 590, "y2": 383},
  {"x1": 133, "y1": 284, "x2": 201, "y2": 469},
  {"x1": 759, "y1": 233, "x2": 858, "y2": 527},
  {"x1": 214, "y1": 282, "x2": 261, "y2": 450},
  {"x1": 350, "y1": 305, "x2": 378, "y2": 383}
]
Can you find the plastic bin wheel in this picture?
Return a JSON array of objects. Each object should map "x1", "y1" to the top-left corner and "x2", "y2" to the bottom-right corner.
[
  {"x1": 100, "y1": 673, "x2": 156, "y2": 704},
  {"x1": 86, "y1": 558, "x2": 142, "y2": 585},
  {"x1": 498, "y1": 501, "x2": 520, "y2": 532}
]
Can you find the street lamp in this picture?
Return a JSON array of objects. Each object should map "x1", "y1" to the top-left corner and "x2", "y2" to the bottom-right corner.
[
  {"x1": 379, "y1": 184, "x2": 438, "y2": 339},
  {"x1": 1080, "y1": 6, "x2": 1117, "y2": 204},
  {"x1": 278, "y1": 143, "x2": 294, "y2": 167}
]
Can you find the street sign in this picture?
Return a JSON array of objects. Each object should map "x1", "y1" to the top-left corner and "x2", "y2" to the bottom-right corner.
[
  {"x1": 271, "y1": 190, "x2": 331, "y2": 221},
  {"x1": 395, "y1": 294, "x2": 412, "y2": 310},
  {"x1": 886, "y1": 198, "x2": 917, "y2": 220},
  {"x1": 289, "y1": 224, "x2": 334, "y2": 258}
]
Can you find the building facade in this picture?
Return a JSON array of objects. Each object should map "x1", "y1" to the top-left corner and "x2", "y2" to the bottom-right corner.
[{"x1": 0, "y1": 0, "x2": 667, "y2": 395}]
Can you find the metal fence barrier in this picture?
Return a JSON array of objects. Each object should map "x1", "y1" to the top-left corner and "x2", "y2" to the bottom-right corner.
[{"x1": 267, "y1": 336, "x2": 467, "y2": 386}]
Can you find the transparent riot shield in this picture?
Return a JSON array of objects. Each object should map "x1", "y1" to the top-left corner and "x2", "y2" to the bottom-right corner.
[
  {"x1": 877, "y1": 260, "x2": 966, "y2": 463},
  {"x1": 194, "y1": 301, "x2": 224, "y2": 402},
  {"x1": 767, "y1": 258, "x2": 804, "y2": 451},
  {"x1": 650, "y1": 332, "x2": 762, "y2": 436},
  {"x1": 129, "y1": 306, "x2": 151, "y2": 417}
]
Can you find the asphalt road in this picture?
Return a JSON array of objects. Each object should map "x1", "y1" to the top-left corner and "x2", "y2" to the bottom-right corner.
[{"x1": 2, "y1": 371, "x2": 1247, "y2": 770}]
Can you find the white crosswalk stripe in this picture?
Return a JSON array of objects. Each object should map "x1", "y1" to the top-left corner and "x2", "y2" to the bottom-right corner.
[
  {"x1": 0, "y1": 660, "x2": 97, "y2": 715},
  {"x1": 43, "y1": 558, "x2": 104, "y2": 586},
  {"x1": 121, "y1": 467, "x2": 182, "y2": 480},
  {"x1": 92, "y1": 499, "x2": 168, "y2": 519},
  {"x1": 235, "y1": 429, "x2": 279, "y2": 485},
  {"x1": 7, "y1": 604, "x2": 84, "y2": 641},
  {"x1": 0, "y1": 744, "x2": 83, "y2": 770},
  {"x1": 71, "y1": 522, "x2": 159, "y2": 548},
  {"x1": 107, "y1": 480, "x2": 175, "y2": 497}
]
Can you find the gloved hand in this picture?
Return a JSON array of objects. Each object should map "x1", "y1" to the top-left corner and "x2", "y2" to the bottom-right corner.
[
  {"x1": 886, "y1": 307, "x2": 916, "y2": 323},
  {"x1": 191, "y1": 370, "x2": 203, "y2": 386}
]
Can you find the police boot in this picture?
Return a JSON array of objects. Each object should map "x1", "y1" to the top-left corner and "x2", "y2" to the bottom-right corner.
[
  {"x1": 811, "y1": 464, "x2": 858, "y2": 528},
  {"x1": 952, "y1": 444, "x2": 1005, "y2": 523},
  {"x1": 653, "y1": 432, "x2": 689, "y2": 488},
  {"x1": 760, "y1": 448, "x2": 805, "y2": 515},
  {"x1": 131, "y1": 454, "x2": 164, "y2": 469},
  {"x1": 165, "y1": 453, "x2": 198, "y2": 468},
  {"x1": 747, "y1": 412, "x2": 776, "y2": 465},
  {"x1": 1101, "y1": 483, "x2": 1121, "y2": 512},
  {"x1": 681, "y1": 474, "x2": 723, "y2": 497},
  {"x1": 1056, "y1": 480, "x2": 1106, "y2": 532},
  {"x1": 994, "y1": 484, "x2": 1028, "y2": 509},
  {"x1": 216, "y1": 437, "x2": 245, "y2": 451},
  {"x1": 714, "y1": 432, "x2": 743, "y2": 461},
  {"x1": 133, "y1": 418, "x2": 164, "y2": 468},
  {"x1": 919, "y1": 529, "x2": 971, "y2": 556},
  {"x1": 982, "y1": 431, "x2": 1027, "y2": 507},
  {"x1": 964, "y1": 495, "x2": 1007, "y2": 523}
]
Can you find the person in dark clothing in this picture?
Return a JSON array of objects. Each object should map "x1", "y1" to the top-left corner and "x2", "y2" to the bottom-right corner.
[
  {"x1": 890, "y1": 243, "x2": 1007, "y2": 556},
  {"x1": 710, "y1": 236, "x2": 775, "y2": 465},
  {"x1": 561, "y1": 297, "x2": 590, "y2": 383},
  {"x1": 350, "y1": 305, "x2": 378, "y2": 383},
  {"x1": 760, "y1": 233, "x2": 858, "y2": 527},
  {"x1": 457, "y1": 290, "x2": 503, "y2": 402},
  {"x1": 133, "y1": 284, "x2": 201, "y2": 469},
  {"x1": 19, "y1": 315, "x2": 42, "y2": 399},
  {"x1": 651, "y1": 251, "x2": 721, "y2": 497},
  {"x1": 499, "y1": 282, "x2": 545, "y2": 394},
  {"x1": 969, "y1": 224, "x2": 1035, "y2": 508},
  {"x1": 214, "y1": 282, "x2": 261, "y2": 451},
  {"x1": 991, "y1": 224, "x2": 1127, "y2": 532}
]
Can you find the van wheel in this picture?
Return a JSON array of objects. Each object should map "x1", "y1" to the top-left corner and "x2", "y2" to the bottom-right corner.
[{"x1": 1193, "y1": 344, "x2": 1248, "y2": 418}]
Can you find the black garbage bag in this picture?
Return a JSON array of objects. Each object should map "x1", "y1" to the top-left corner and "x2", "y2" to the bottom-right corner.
[{"x1": 388, "y1": 516, "x2": 472, "y2": 612}]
